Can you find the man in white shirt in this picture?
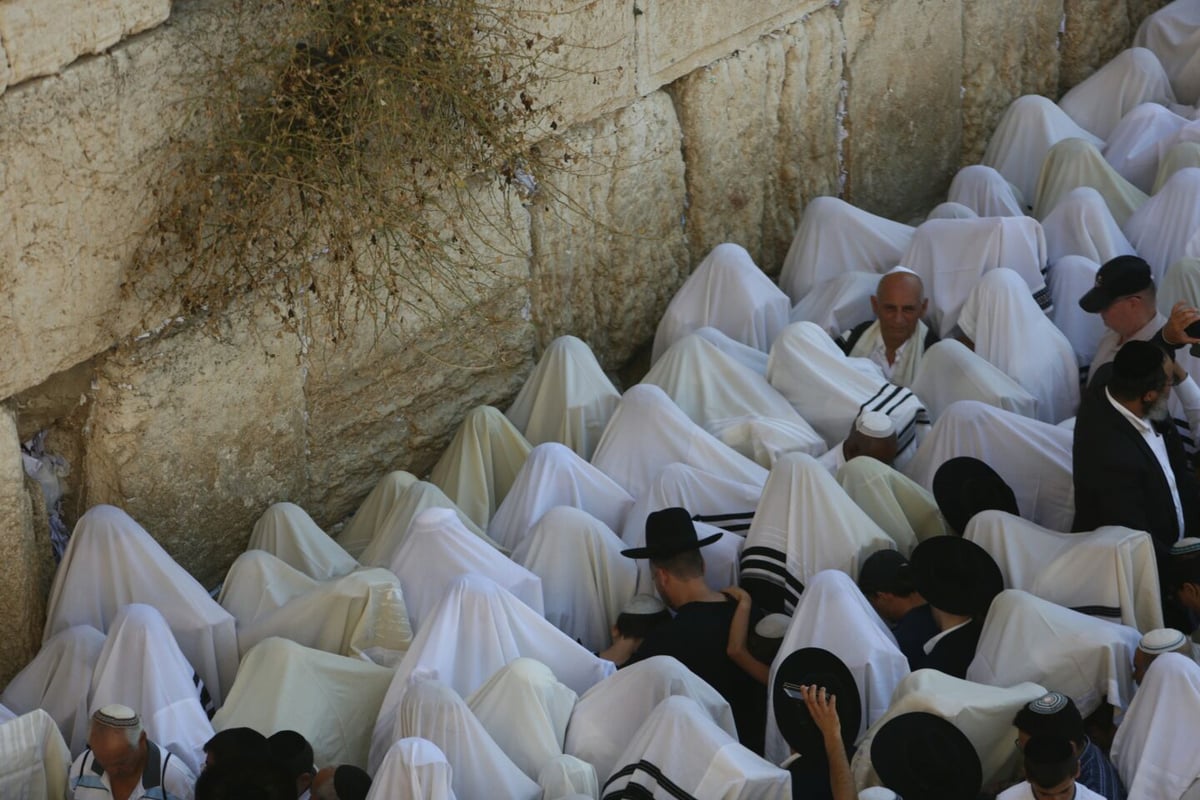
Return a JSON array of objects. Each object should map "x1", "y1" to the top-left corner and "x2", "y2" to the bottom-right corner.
[
  {"x1": 998, "y1": 735, "x2": 1105, "y2": 800},
  {"x1": 70, "y1": 705, "x2": 195, "y2": 800},
  {"x1": 839, "y1": 268, "x2": 939, "y2": 387}
]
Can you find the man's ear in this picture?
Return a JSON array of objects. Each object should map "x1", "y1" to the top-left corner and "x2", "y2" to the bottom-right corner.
[{"x1": 870, "y1": 295, "x2": 880, "y2": 316}]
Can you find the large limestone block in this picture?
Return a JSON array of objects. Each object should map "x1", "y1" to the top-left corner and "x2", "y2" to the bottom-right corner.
[
  {"x1": 1059, "y1": 0, "x2": 1132, "y2": 91},
  {"x1": 670, "y1": 7, "x2": 845, "y2": 270},
  {"x1": 528, "y1": 91, "x2": 689, "y2": 368},
  {"x1": 842, "y1": 0, "x2": 964, "y2": 219},
  {"x1": 634, "y1": 0, "x2": 826, "y2": 94},
  {"x1": 961, "y1": 0, "x2": 1063, "y2": 164}
]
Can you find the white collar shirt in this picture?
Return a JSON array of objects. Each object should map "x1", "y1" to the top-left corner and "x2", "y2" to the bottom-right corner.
[
  {"x1": 1105, "y1": 388, "x2": 1184, "y2": 537},
  {"x1": 868, "y1": 339, "x2": 905, "y2": 382}
]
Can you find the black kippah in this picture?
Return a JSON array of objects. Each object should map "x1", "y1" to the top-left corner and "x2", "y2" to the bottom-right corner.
[{"x1": 1113, "y1": 339, "x2": 1166, "y2": 382}]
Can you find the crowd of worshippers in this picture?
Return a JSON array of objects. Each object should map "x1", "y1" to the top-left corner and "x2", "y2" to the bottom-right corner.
[{"x1": 6, "y1": 3, "x2": 1200, "y2": 799}]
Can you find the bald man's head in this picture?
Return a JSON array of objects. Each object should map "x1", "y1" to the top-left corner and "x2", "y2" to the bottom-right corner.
[{"x1": 871, "y1": 272, "x2": 928, "y2": 351}]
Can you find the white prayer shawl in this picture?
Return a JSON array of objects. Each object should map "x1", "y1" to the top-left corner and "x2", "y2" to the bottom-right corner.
[
  {"x1": 359, "y1": 479, "x2": 497, "y2": 569},
  {"x1": 706, "y1": 414, "x2": 829, "y2": 469},
  {"x1": 1135, "y1": 0, "x2": 1200, "y2": 104},
  {"x1": 466, "y1": 658, "x2": 577, "y2": 780},
  {"x1": 741, "y1": 453, "x2": 896, "y2": 612},
  {"x1": 692, "y1": 327, "x2": 771, "y2": 376},
  {"x1": 900, "y1": 216, "x2": 1050, "y2": 338},
  {"x1": 904, "y1": 400, "x2": 1076, "y2": 531},
  {"x1": 965, "y1": 510, "x2": 1164, "y2": 633},
  {"x1": 538, "y1": 755, "x2": 599, "y2": 800},
  {"x1": 367, "y1": 738, "x2": 457, "y2": 800},
  {"x1": 957, "y1": 268, "x2": 1080, "y2": 424},
  {"x1": 1041, "y1": 186, "x2": 1137, "y2": 267},
  {"x1": 391, "y1": 676, "x2": 541, "y2": 800},
  {"x1": 43, "y1": 505, "x2": 239, "y2": 706},
  {"x1": 967, "y1": 590, "x2": 1141, "y2": 716},
  {"x1": 789, "y1": 271, "x2": 880, "y2": 339},
  {"x1": 1034, "y1": 138, "x2": 1149, "y2": 226},
  {"x1": 89, "y1": 604, "x2": 213, "y2": 776},
  {"x1": 764, "y1": 571, "x2": 910, "y2": 764},
  {"x1": 0, "y1": 709, "x2": 72, "y2": 800},
  {"x1": 0, "y1": 706, "x2": 13, "y2": 725},
  {"x1": 909, "y1": 340, "x2": 1039, "y2": 422},
  {"x1": 1153, "y1": 140, "x2": 1200, "y2": 192},
  {"x1": 766, "y1": 322, "x2": 930, "y2": 462},
  {"x1": 947, "y1": 165, "x2": 1027, "y2": 218},
  {"x1": 1159, "y1": 256, "x2": 1200, "y2": 316},
  {"x1": 850, "y1": 670, "x2": 1046, "y2": 790},
  {"x1": 1103, "y1": 102, "x2": 1191, "y2": 192},
  {"x1": 489, "y1": 443, "x2": 634, "y2": 554},
  {"x1": 212, "y1": 637, "x2": 393, "y2": 770},
  {"x1": 653, "y1": 243, "x2": 791, "y2": 362},
  {"x1": 218, "y1": 549, "x2": 317, "y2": 622},
  {"x1": 369, "y1": 574, "x2": 614, "y2": 773},
  {"x1": 836, "y1": 456, "x2": 949, "y2": 554},
  {"x1": 1058, "y1": 48, "x2": 1177, "y2": 140},
  {"x1": 1046, "y1": 255, "x2": 1109, "y2": 368},
  {"x1": 591, "y1": 384, "x2": 769, "y2": 497},
  {"x1": 338, "y1": 471, "x2": 420, "y2": 559},
  {"x1": 846, "y1": 319, "x2": 929, "y2": 389},
  {"x1": 778, "y1": 196, "x2": 915, "y2": 303},
  {"x1": 512, "y1": 506, "x2": 638, "y2": 653},
  {"x1": 927, "y1": 202, "x2": 980, "y2": 220},
  {"x1": 602, "y1": 695, "x2": 791, "y2": 799},
  {"x1": 1123, "y1": 167, "x2": 1200, "y2": 283},
  {"x1": 564, "y1": 656, "x2": 738, "y2": 787},
  {"x1": 505, "y1": 335, "x2": 620, "y2": 461},
  {"x1": 248, "y1": 502, "x2": 358, "y2": 581},
  {"x1": 428, "y1": 406, "x2": 532, "y2": 529},
  {"x1": 389, "y1": 507, "x2": 544, "y2": 633},
  {"x1": 982, "y1": 94, "x2": 1106, "y2": 205},
  {"x1": 1, "y1": 625, "x2": 104, "y2": 756},
  {"x1": 1112, "y1": 653, "x2": 1200, "y2": 800}
]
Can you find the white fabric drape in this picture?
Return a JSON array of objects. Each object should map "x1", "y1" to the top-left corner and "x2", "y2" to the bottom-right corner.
[
  {"x1": 359, "y1": 479, "x2": 497, "y2": 569},
  {"x1": 1103, "y1": 102, "x2": 1191, "y2": 192},
  {"x1": 1123, "y1": 167, "x2": 1200, "y2": 283},
  {"x1": 338, "y1": 471, "x2": 420, "y2": 559},
  {"x1": 910, "y1": 340, "x2": 1039, "y2": 422},
  {"x1": 836, "y1": 456, "x2": 949, "y2": 554},
  {"x1": 1159, "y1": 256, "x2": 1200, "y2": 315},
  {"x1": 927, "y1": 201, "x2": 980, "y2": 220},
  {"x1": 1134, "y1": 0, "x2": 1200, "y2": 104},
  {"x1": 0, "y1": 710, "x2": 73, "y2": 800},
  {"x1": 247, "y1": 502, "x2": 358, "y2": 581},
  {"x1": 1046, "y1": 255, "x2": 1108, "y2": 368},
  {"x1": 1034, "y1": 138, "x2": 1149, "y2": 226},
  {"x1": 538, "y1": 755, "x2": 599, "y2": 800},
  {"x1": 367, "y1": 738, "x2": 457, "y2": 800},
  {"x1": 946, "y1": 165, "x2": 1026, "y2": 217},
  {"x1": 789, "y1": 271, "x2": 880, "y2": 339},
  {"x1": 1058, "y1": 48, "x2": 1177, "y2": 139},
  {"x1": 692, "y1": 327, "x2": 771, "y2": 375},
  {"x1": 428, "y1": 406, "x2": 532, "y2": 529},
  {"x1": 1153, "y1": 140, "x2": 1200, "y2": 192},
  {"x1": 1041, "y1": 186, "x2": 1137, "y2": 267},
  {"x1": 1112, "y1": 653, "x2": 1200, "y2": 800},
  {"x1": 706, "y1": 413, "x2": 830, "y2": 469}
]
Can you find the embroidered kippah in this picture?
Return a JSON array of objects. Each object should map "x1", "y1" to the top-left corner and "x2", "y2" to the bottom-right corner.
[
  {"x1": 92, "y1": 704, "x2": 140, "y2": 729},
  {"x1": 1171, "y1": 537, "x2": 1200, "y2": 556},
  {"x1": 1028, "y1": 692, "x2": 1069, "y2": 715},
  {"x1": 1140, "y1": 628, "x2": 1188, "y2": 655}
]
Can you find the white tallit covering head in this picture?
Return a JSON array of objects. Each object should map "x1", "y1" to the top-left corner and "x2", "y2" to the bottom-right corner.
[
  {"x1": 899, "y1": 216, "x2": 1050, "y2": 338},
  {"x1": 652, "y1": 242, "x2": 791, "y2": 362},
  {"x1": 1134, "y1": 0, "x2": 1200, "y2": 105},
  {"x1": 1033, "y1": 137, "x2": 1149, "y2": 225},
  {"x1": 836, "y1": 456, "x2": 949, "y2": 554},
  {"x1": 706, "y1": 414, "x2": 829, "y2": 469},
  {"x1": 766, "y1": 321, "x2": 930, "y2": 463},
  {"x1": 44, "y1": 504, "x2": 239, "y2": 706},
  {"x1": 910, "y1": 339, "x2": 1039, "y2": 423},
  {"x1": 393, "y1": 676, "x2": 541, "y2": 800},
  {"x1": 1123, "y1": 167, "x2": 1200, "y2": 283},
  {"x1": 389, "y1": 507, "x2": 544, "y2": 633},
  {"x1": 1, "y1": 625, "x2": 104, "y2": 755},
  {"x1": 778, "y1": 196, "x2": 916, "y2": 303},
  {"x1": 1103, "y1": 102, "x2": 1192, "y2": 193},
  {"x1": 947, "y1": 165, "x2": 1027, "y2": 217},
  {"x1": 427, "y1": 406, "x2": 532, "y2": 529},
  {"x1": 957, "y1": 268, "x2": 1080, "y2": 424},
  {"x1": 1111, "y1": 653, "x2": 1200, "y2": 800},
  {"x1": 741, "y1": 453, "x2": 896, "y2": 612},
  {"x1": 928, "y1": 201, "x2": 980, "y2": 220},
  {"x1": 359, "y1": 479, "x2": 497, "y2": 569},
  {"x1": 1046, "y1": 255, "x2": 1108, "y2": 368},
  {"x1": 967, "y1": 590, "x2": 1142, "y2": 716},
  {"x1": 366, "y1": 737, "x2": 457, "y2": 800},
  {"x1": 850, "y1": 670, "x2": 1046, "y2": 790},
  {"x1": 0, "y1": 709, "x2": 72, "y2": 800},
  {"x1": 512, "y1": 506, "x2": 638, "y2": 653},
  {"x1": 247, "y1": 502, "x2": 358, "y2": 581},
  {"x1": 1058, "y1": 47, "x2": 1177, "y2": 139},
  {"x1": 691, "y1": 326, "x2": 770, "y2": 375},
  {"x1": 89, "y1": 603, "x2": 214, "y2": 775},
  {"x1": 488, "y1": 442, "x2": 634, "y2": 553},
  {"x1": 1041, "y1": 185, "x2": 1136, "y2": 267},
  {"x1": 601, "y1": 695, "x2": 791, "y2": 799},
  {"x1": 965, "y1": 509, "x2": 1164, "y2": 633},
  {"x1": 591, "y1": 384, "x2": 769, "y2": 497},
  {"x1": 0, "y1": 706, "x2": 14, "y2": 726},
  {"x1": 218, "y1": 549, "x2": 317, "y2": 622},
  {"x1": 982, "y1": 94, "x2": 1105, "y2": 205},
  {"x1": 763, "y1": 570, "x2": 910, "y2": 764},
  {"x1": 904, "y1": 400, "x2": 1075, "y2": 531},
  {"x1": 1159, "y1": 256, "x2": 1200, "y2": 317},
  {"x1": 369, "y1": 574, "x2": 614, "y2": 773},
  {"x1": 789, "y1": 271, "x2": 880, "y2": 339},
  {"x1": 338, "y1": 471, "x2": 420, "y2": 559},
  {"x1": 1153, "y1": 139, "x2": 1200, "y2": 192},
  {"x1": 212, "y1": 637, "x2": 393, "y2": 770},
  {"x1": 538, "y1": 755, "x2": 598, "y2": 800},
  {"x1": 466, "y1": 658, "x2": 577, "y2": 780},
  {"x1": 505, "y1": 335, "x2": 620, "y2": 461}
]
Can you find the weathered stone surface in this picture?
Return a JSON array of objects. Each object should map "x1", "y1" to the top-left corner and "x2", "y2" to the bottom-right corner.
[
  {"x1": 1126, "y1": 0, "x2": 1170, "y2": 31},
  {"x1": 634, "y1": 0, "x2": 826, "y2": 95},
  {"x1": 961, "y1": 0, "x2": 1063, "y2": 165},
  {"x1": 841, "y1": 0, "x2": 964, "y2": 219},
  {"x1": 1059, "y1": 0, "x2": 1132, "y2": 92},
  {"x1": 529, "y1": 91, "x2": 689, "y2": 369},
  {"x1": 670, "y1": 7, "x2": 845, "y2": 271}
]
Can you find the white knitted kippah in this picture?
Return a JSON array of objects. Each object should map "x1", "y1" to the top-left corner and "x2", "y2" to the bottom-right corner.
[
  {"x1": 92, "y1": 704, "x2": 139, "y2": 729},
  {"x1": 1139, "y1": 628, "x2": 1188, "y2": 655},
  {"x1": 1171, "y1": 537, "x2": 1200, "y2": 556},
  {"x1": 754, "y1": 613, "x2": 791, "y2": 639},
  {"x1": 856, "y1": 411, "x2": 895, "y2": 439},
  {"x1": 623, "y1": 594, "x2": 666, "y2": 615}
]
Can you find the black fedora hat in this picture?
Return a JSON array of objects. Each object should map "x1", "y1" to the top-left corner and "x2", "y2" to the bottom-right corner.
[
  {"x1": 871, "y1": 712, "x2": 981, "y2": 800},
  {"x1": 932, "y1": 456, "x2": 1018, "y2": 535},
  {"x1": 772, "y1": 647, "x2": 861, "y2": 771},
  {"x1": 907, "y1": 536, "x2": 1003, "y2": 617},
  {"x1": 621, "y1": 507, "x2": 722, "y2": 559}
]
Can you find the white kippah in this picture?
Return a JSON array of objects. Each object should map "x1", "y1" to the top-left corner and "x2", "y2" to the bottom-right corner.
[
  {"x1": 859, "y1": 788, "x2": 900, "y2": 800},
  {"x1": 856, "y1": 411, "x2": 895, "y2": 439},
  {"x1": 754, "y1": 613, "x2": 791, "y2": 639},
  {"x1": 1171, "y1": 537, "x2": 1200, "y2": 556},
  {"x1": 93, "y1": 704, "x2": 139, "y2": 728},
  {"x1": 623, "y1": 594, "x2": 666, "y2": 615},
  {"x1": 1140, "y1": 628, "x2": 1188, "y2": 655},
  {"x1": 885, "y1": 265, "x2": 919, "y2": 277}
]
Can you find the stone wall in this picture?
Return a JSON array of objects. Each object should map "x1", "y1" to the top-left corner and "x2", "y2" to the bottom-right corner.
[{"x1": 0, "y1": 0, "x2": 1169, "y2": 682}]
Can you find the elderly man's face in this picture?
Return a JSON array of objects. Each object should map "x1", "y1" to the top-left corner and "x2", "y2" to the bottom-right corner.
[
  {"x1": 1099, "y1": 293, "x2": 1148, "y2": 338},
  {"x1": 871, "y1": 274, "x2": 927, "y2": 349},
  {"x1": 89, "y1": 728, "x2": 144, "y2": 782}
]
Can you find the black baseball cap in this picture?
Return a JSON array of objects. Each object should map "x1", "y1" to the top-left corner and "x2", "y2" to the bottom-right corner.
[{"x1": 1078, "y1": 255, "x2": 1153, "y2": 313}]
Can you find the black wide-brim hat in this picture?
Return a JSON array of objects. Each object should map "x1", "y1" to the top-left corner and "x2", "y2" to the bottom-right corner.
[
  {"x1": 932, "y1": 456, "x2": 1018, "y2": 535},
  {"x1": 871, "y1": 712, "x2": 982, "y2": 800},
  {"x1": 772, "y1": 647, "x2": 861, "y2": 770},
  {"x1": 907, "y1": 535, "x2": 1004, "y2": 617},
  {"x1": 621, "y1": 506, "x2": 722, "y2": 559}
]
